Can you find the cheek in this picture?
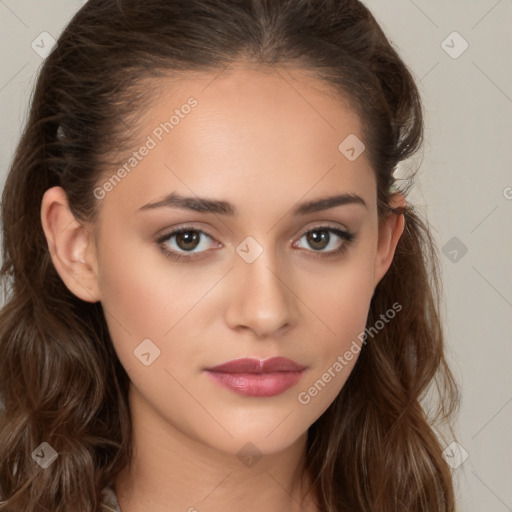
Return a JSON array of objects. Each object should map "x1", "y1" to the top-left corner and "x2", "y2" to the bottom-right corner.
[
  {"x1": 94, "y1": 232, "x2": 211, "y2": 370},
  {"x1": 291, "y1": 252, "x2": 375, "y2": 402},
  {"x1": 97, "y1": 223, "x2": 214, "y2": 322},
  {"x1": 302, "y1": 252, "x2": 375, "y2": 343}
]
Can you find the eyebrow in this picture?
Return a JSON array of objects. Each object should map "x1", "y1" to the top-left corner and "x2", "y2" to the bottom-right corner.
[{"x1": 138, "y1": 191, "x2": 368, "y2": 215}]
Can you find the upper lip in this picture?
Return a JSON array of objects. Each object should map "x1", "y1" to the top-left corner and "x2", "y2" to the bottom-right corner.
[{"x1": 204, "y1": 357, "x2": 306, "y2": 374}]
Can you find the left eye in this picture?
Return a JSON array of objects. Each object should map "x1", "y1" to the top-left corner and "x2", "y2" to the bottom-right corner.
[{"x1": 294, "y1": 227, "x2": 354, "y2": 252}]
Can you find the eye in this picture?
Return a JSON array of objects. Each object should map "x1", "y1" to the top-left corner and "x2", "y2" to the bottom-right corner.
[
  {"x1": 292, "y1": 226, "x2": 356, "y2": 257},
  {"x1": 155, "y1": 224, "x2": 357, "y2": 263},
  {"x1": 156, "y1": 227, "x2": 220, "y2": 261}
]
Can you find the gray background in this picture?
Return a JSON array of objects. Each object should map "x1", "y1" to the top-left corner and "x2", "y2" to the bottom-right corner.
[{"x1": 1, "y1": 1, "x2": 511, "y2": 510}]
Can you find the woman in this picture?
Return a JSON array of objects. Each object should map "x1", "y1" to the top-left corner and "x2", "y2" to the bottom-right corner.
[{"x1": 0, "y1": 0, "x2": 460, "y2": 511}]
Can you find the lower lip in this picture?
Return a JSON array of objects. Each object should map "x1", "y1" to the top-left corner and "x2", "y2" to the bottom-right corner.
[{"x1": 204, "y1": 370, "x2": 305, "y2": 397}]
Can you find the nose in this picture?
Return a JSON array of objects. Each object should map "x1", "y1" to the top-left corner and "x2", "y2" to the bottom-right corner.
[{"x1": 224, "y1": 246, "x2": 298, "y2": 338}]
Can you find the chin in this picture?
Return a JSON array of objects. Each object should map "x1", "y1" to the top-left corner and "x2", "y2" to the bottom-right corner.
[{"x1": 192, "y1": 417, "x2": 310, "y2": 458}]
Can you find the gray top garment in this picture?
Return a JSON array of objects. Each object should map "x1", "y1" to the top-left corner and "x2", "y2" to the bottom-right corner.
[{"x1": 100, "y1": 483, "x2": 122, "y2": 512}]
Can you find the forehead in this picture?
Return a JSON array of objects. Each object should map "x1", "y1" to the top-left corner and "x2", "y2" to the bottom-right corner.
[{"x1": 96, "y1": 65, "x2": 376, "y2": 222}]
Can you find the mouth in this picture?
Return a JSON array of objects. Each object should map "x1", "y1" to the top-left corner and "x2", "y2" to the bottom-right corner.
[{"x1": 203, "y1": 357, "x2": 307, "y2": 397}]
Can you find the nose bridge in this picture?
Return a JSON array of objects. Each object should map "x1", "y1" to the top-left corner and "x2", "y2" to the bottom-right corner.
[{"x1": 225, "y1": 236, "x2": 296, "y2": 337}]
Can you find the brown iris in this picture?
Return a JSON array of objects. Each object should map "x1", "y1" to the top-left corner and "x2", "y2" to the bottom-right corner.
[
  {"x1": 176, "y1": 231, "x2": 200, "y2": 251},
  {"x1": 307, "y1": 230, "x2": 330, "y2": 250}
]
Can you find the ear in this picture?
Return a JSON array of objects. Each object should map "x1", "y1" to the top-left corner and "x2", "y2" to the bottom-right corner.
[
  {"x1": 40, "y1": 186, "x2": 101, "y2": 303},
  {"x1": 373, "y1": 192, "x2": 406, "y2": 290}
]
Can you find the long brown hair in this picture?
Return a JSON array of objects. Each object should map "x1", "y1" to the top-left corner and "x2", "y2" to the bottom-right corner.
[{"x1": 0, "y1": 0, "x2": 460, "y2": 510}]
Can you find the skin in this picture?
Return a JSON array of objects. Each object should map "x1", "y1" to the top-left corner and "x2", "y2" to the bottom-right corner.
[{"x1": 41, "y1": 64, "x2": 405, "y2": 512}]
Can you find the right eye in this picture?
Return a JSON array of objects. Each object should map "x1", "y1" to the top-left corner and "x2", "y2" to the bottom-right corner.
[{"x1": 156, "y1": 227, "x2": 221, "y2": 262}]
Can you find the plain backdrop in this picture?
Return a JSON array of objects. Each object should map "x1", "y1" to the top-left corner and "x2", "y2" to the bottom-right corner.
[{"x1": 1, "y1": 1, "x2": 511, "y2": 510}]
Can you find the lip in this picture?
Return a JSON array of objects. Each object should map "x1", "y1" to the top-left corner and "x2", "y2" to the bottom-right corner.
[
  {"x1": 204, "y1": 357, "x2": 306, "y2": 397},
  {"x1": 205, "y1": 356, "x2": 306, "y2": 373}
]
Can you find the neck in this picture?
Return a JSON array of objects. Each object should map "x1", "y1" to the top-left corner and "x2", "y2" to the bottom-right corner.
[{"x1": 113, "y1": 385, "x2": 319, "y2": 512}]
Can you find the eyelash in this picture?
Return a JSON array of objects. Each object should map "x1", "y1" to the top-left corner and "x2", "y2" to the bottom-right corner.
[{"x1": 155, "y1": 224, "x2": 357, "y2": 262}]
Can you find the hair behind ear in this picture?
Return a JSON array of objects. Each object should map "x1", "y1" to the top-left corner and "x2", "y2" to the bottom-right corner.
[{"x1": 0, "y1": 114, "x2": 132, "y2": 509}]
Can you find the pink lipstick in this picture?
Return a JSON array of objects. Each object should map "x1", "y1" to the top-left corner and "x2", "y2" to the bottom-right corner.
[{"x1": 204, "y1": 357, "x2": 306, "y2": 397}]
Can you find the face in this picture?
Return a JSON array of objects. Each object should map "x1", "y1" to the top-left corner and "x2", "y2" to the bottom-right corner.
[{"x1": 43, "y1": 65, "x2": 404, "y2": 457}]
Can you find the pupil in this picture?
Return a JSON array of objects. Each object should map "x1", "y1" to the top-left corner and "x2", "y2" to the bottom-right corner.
[
  {"x1": 308, "y1": 230, "x2": 329, "y2": 250},
  {"x1": 177, "y1": 231, "x2": 199, "y2": 251}
]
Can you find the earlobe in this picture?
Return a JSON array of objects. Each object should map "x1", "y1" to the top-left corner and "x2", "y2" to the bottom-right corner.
[
  {"x1": 40, "y1": 186, "x2": 101, "y2": 303},
  {"x1": 373, "y1": 192, "x2": 406, "y2": 289}
]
